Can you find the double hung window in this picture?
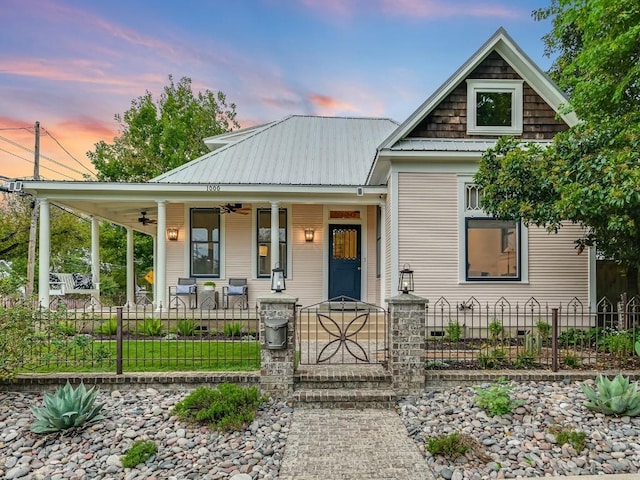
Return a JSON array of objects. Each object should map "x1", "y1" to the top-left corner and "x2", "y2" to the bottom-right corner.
[
  {"x1": 257, "y1": 208, "x2": 287, "y2": 277},
  {"x1": 190, "y1": 208, "x2": 220, "y2": 277}
]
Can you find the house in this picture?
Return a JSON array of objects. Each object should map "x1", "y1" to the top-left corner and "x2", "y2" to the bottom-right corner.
[{"x1": 21, "y1": 28, "x2": 593, "y2": 311}]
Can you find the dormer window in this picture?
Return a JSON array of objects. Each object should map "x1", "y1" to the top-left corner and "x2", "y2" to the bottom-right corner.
[{"x1": 466, "y1": 80, "x2": 523, "y2": 135}]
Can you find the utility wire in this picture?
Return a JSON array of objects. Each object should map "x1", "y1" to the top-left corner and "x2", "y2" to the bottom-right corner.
[
  {"x1": 0, "y1": 127, "x2": 32, "y2": 132},
  {"x1": 42, "y1": 128, "x2": 96, "y2": 177},
  {"x1": 0, "y1": 134, "x2": 86, "y2": 177},
  {"x1": 0, "y1": 147, "x2": 75, "y2": 179}
]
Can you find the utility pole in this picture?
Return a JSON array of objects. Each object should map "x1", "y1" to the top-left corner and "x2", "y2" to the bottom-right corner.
[{"x1": 25, "y1": 121, "x2": 40, "y2": 298}]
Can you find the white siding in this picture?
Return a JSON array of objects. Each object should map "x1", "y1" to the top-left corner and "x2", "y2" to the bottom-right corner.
[
  {"x1": 397, "y1": 172, "x2": 589, "y2": 306},
  {"x1": 366, "y1": 205, "x2": 379, "y2": 305}
]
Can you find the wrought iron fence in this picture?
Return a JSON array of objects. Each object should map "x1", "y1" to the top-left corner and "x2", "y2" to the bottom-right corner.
[
  {"x1": 425, "y1": 296, "x2": 640, "y2": 371},
  {"x1": 297, "y1": 296, "x2": 388, "y2": 365},
  {"x1": 6, "y1": 301, "x2": 261, "y2": 374}
]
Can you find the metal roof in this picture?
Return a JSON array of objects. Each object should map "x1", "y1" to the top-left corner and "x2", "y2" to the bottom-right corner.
[
  {"x1": 152, "y1": 115, "x2": 398, "y2": 186},
  {"x1": 388, "y1": 138, "x2": 552, "y2": 152}
]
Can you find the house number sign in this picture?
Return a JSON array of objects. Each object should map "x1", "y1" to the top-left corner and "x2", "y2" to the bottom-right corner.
[{"x1": 205, "y1": 184, "x2": 221, "y2": 191}]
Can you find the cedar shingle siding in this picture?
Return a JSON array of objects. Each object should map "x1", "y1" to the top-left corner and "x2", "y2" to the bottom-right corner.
[{"x1": 408, "y1": 52, "x2": 568, "y2": 139}]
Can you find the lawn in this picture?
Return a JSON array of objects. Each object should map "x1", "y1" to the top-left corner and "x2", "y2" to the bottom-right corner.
[{"x1": 23, "y1": 339, "x2": 260, "y2": 373}]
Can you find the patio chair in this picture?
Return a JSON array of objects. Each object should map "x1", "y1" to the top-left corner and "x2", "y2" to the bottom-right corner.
[
  {"x1": 168, "y1": 277, "x2": 197, "y2": 309},
  {"x1": 222, "y1": 278, "x2": 249, "y2": 309}
]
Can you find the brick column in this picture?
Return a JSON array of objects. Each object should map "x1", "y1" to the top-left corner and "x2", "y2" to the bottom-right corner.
[
  {"x1": 387, "y1": 293, "x2": 428, "y2": 395},
  {"x1": 258, "y1": 293, "x2": 298, "y2": 400}
]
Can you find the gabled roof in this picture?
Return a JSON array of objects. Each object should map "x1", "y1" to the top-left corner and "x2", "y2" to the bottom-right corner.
[
  {"x1": 366, "y1": 27, "x2": 579, "y2": 184},
  {"x1": 152, "y1": 115, "x2": 398, "y2": 186}
]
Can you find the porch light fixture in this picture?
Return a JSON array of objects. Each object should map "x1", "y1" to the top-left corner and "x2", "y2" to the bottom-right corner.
[
  {"x1": 271, "y1": 263, "x2": 286, "y2": 292},
  {"x1": 304, "y1": 228, "x2": 315, "y2": 242},
  {"x1": 398, "y1": 263, "x2": 414, "y2": 294},
  {"x1": 259, "y1": 245, "x2": 269, "y2": 257},
  {"x1": 166, "y1": 227, "x2": 179, "y2": 241}
]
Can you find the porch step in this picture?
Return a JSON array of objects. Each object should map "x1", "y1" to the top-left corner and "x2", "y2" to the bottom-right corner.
[
  {"x1": 292, "y1": 364, "x2": 395, "y2": 409},
  {"x1": 290, "y1": 388, "x2": 397, "y2": 409}
]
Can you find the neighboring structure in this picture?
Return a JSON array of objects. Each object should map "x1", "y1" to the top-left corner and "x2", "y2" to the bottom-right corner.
[{"x1": 20, "y1": 28, "x2": 593, "y2": 310}]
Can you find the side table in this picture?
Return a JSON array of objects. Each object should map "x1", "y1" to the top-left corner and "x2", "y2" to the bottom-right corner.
[{"x1": 200, "y1": 289, "x2": 218, "y2": 309}]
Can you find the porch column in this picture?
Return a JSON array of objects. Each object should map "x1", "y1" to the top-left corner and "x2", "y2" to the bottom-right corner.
[
  {"x1": 155, "y1": 200, "x2": 167, "y2": 311},
  {"x1": 387, "y1": 292, "x2": 428, "y2": 395},
  {"x1": 379, "y1": 202, "x2": 387, "y2": 307},
  {"x1": 37, "y1": 198, "x2": 50, "y2": 307},
  {"x1": 270, "y1": 201, "x2": 279, "y2": 270},
  {"x1": 126, "y1": 227, "x2": 134, "y2": 307},
  {"x1": 90, "y1": 216, "x2": 100, "y2": 304}
]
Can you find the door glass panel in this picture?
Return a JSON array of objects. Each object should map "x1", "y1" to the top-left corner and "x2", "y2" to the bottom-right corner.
[{"x1": 332, "y1": 228, "x2": 358, "y2": 260}]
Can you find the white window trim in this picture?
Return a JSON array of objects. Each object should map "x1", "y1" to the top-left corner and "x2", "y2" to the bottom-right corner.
[
  {"x1": 457, "y1": 176, "x2": 528, "y2": 283},
  {"x1": 466, "y1": 79, "x2": 523, "y2": 135}
]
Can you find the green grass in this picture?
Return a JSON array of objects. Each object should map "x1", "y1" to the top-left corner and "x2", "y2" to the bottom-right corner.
[{"x1": 22, "y1": 340, "x2": 260, "y2": 373}]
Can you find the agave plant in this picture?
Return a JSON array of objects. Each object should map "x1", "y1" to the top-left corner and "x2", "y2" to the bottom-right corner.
[
  {"x1": 30, "y1": 381, "x2": 105, "y2": 433},
  {"x1": 581, "y1": 374, "x2": 640, "y2": 417}
]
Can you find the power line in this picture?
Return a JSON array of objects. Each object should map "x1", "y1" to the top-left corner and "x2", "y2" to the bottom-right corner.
[
  {"x1": 42, "y1": 128, "x2": 96, "y2": 177},
  {"x1": 0, "y1": 134, "x2": 86, "y2": 177},
  {"x1": 0, "y1": 147, "x2": 75, "y2": 180},
  {"x1": 0, "y1": 127, "x2": 32, "y2": 132}
]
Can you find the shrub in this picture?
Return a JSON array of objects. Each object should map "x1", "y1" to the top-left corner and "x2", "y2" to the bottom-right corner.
[
  {"x1": 121, "y1": 440, "x2": 158, "y2": 468},
  {"x1": 536, "y1": 319, "x2": 551, "y2": 339},
  {"x1": 56, "y1": 320, "x2": 79, "y2": 336},
  {"x1": 426, "y1": 432, "x2": 490, "y2": 462},
  {"x1": 488, "y1": 319, "x2": 504, "y2": 343},
  {"x1": 223, "y1": 322, "x2": 243, "y2": 337},
  {"x1": 174, "y1": 319, "x2": 197, "y2": 336},
  {"x1": 478, "y1": 346, "x2": 506, "y2": 369},
  {"x1": 30, "y1": 382, "x2": 105, "y2": 433},
  {"x1": 95, "y1": 318, "x2": 119, "y2": 335},
  {"x1": 137, "y1": 318, "x2": 163, "y2": 336},
  {"x1": 173, "y1": 383, "x2": 264, "y2": 431},
  {"x1": 581, "y1": 374, "x2": 640, "y2": 417},
  {"x1": 562, "y1": 352, "x2": 581, "y2": 368},
  {"x1": 474, "y1": 377, "x2": 523, "y2": 416},
  {"x1": 599, "y1": 328, "x2": 634, "y2": 363},
  {"x1": 550, "y1": 426, "x2": 586, "y2": 451},
  {"x1": 445, "y1": 321, "x2": 464, "y2": 342}
]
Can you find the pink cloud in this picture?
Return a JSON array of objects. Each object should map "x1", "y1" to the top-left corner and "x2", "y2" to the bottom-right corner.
[{"x1": 308, "y1": 94, "x2": 359, "y2": 115}]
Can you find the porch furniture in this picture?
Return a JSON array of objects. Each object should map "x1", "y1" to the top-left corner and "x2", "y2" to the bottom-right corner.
[
  {"x1": 135, "y1": 284, "x2": 152, "y2": 305},
  {"x1": 222, "y1": 278, "x2": 249, "y2": 309},
  {"x1": 49, "y1": 273, "x2": 99, "y2": 297},
  {"x1": 199, "y1": 288, "x2": 218, "y2": 309},
  {"x1": 168, "y1": 277, "x2": 197, "y2": 309}
]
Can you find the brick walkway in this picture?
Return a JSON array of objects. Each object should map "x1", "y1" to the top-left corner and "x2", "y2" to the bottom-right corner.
[{"x1": 278, "y1": 408, "x2": 435, "y2": 480}]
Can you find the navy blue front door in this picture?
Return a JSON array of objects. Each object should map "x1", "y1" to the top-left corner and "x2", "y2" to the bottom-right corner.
[{"x1": 328, "y1": 224, "x2": 361, "y2": 299}]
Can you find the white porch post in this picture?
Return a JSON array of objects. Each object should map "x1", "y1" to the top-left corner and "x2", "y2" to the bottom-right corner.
[
  {"x1": 379, "y1": 202, "x2": 387, "y2": 307},
  {"x1": 152, "y1": 235, "x2": 157, "y2": 306},
  {"x1": 37, "y1": 198, "x2": 50, "y2": 307},
  {"x1": 155, "y1": 201, "x2": 167, "y2": 311},
  {"x1": 126, "y1": 227, "x2": 134, "y2": 307},
  {"x1": 270, "y1": 201, "x2": 280, "y2": 271},
  {"x1": 90, "y1": 216, "x2": 100, "y2": 304}
]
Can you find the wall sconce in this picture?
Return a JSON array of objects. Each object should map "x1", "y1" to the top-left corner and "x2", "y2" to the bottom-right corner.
[
  {"x1": 259, "y1": 245, "x2": 269, "y2": 257},
  {"x1": 166, "y1": 227, "x2": 179, "y2": 241},
  {"x1": 304, "y1": 228, "x2": 315, "y2": 242},
  {"x1": 271, "y1": 263, "x2": 286, "y2": 292},
  {"x1": 398, "y1": 263, "x2": 414, "y2": 294}
]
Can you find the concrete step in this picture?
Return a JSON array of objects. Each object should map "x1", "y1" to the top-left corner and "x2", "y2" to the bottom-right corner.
[{"x1": 290, "y1": 388, "x2": 396, "y2": 409}]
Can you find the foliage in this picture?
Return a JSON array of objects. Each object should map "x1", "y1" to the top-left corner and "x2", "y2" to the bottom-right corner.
[
  {"x1": 581, "y1": 374, "x2": 640, "y2": 417},
  {"x1": 95, "y1": 318, "x2": 119, "y2": 336},
  {"x1": 223, "y1": 322, "x2": 243, "y2": 337},
  {"x1": 477, "y1": 2, "x2": 640, "y2": 293},
  {"x1": 636, "y1": 339, "x2": 640, "y2": 357},
  {"x1": 558, "y1": 327, "x2": 600, "y2": 346},
  {"x1": 445, "y1": 321, "x2": 464, "y2": 342},
  {"x1": 137, "y1": 318, "x2": 164, "y2": 336},
  {"x1": 174, "y1": 319, "x2": 197, "y2": 336},
  {"x1": 562, "y1": 352, "x2": 581, "y2": 368},
  {"x1": 488, "y1": 319, "x2": 504, "y2": 343},
  {"x1": 30, "y1": 381, "x2": 105, "y2": 433},
  {"x1": 598, "y1": 328, "x2": 635, "y2": 363},
  {"x1": 203, "y1": 281, "x2": 216, "y2": 288},
  {"x1": 426, "y1": 432, "x2": 490, "y2": 462},
  {"x1": 536, "y1": 320, "x2": 551, "y2": 339},
  {"x1": 0, "y1": 305, "x2": 65, "y2": 380},
  {"x1": 550, "y1": 426, "x2": 587, "y2": 452},
  {"x1": 56, "y1": 320, "x2": 79, "y2": 337},
  {"x1": 478, "y1": 347, "x2": 506, "y2": 369},
  {"x1": 173, "y1": 383, "x2": 264, "y2": 431},
  {"x1": 88, "y1": 75, "x2": 239, "y2": 182},
  {"x1": 121, "y1": 440, "x2": 158, "y2": 468},
  {"x1": 474, "y1": 378, "x2": 523, "y2": 416}
]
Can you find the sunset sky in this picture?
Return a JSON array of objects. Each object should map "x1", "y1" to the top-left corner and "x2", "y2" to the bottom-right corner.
[{"x1": 0, "y1": 0, "x2": 552, "y2": 181}]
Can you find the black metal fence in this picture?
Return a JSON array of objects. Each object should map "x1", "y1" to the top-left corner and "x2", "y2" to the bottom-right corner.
[
  {"x1": 2, "y1": 301, "x2": 261, "y2": 374},
  {"x1": 425, "y1": 295, "x2": 640, "y2": 371}
]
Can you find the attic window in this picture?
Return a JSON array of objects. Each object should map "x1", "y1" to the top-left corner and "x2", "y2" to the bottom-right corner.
[{"x1": 466, "y1": 80, "x2": 523, "y2": 135}]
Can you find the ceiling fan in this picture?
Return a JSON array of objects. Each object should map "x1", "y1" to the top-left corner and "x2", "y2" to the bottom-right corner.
[
  {"x1": 138, "y1": 211, "x2": 157, "y2": 225},
  {"x1": 220, "y1": 203, "x2": 250, "y2": 215}
]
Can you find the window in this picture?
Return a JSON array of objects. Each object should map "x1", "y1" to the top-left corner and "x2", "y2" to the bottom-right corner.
[
  {"x1": 190, "y1": 208, "x2": 220, "y2": 277},
  {"x1": 466, "y1": 80, "x2": 523, "y2": 135},
  {"x1": 257, "y1": 208, "x2": 287, "y2": 277},
  {"x1": 462, "y1": 184, "x2": 522, "y2": 281}
]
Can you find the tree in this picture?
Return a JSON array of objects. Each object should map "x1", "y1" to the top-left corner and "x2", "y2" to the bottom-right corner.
[
  {"x1": 88, "y1": 75, "x2": 240, "y2": 182},
  {"x1": 475, "y1": 0, "x2": 640, "y2": 294}
]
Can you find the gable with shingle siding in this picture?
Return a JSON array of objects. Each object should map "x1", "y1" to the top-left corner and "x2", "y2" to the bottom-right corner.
[{"x1": 407, "y1": 51, "x2": 568, "y2": 140}]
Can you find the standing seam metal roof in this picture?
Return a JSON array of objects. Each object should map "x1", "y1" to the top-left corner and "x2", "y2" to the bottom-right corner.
[{"x1": 151, "y1": 115, "x2": 398, "y2": 185}]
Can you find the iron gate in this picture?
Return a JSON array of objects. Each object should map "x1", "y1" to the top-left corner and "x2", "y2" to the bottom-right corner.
[{"x1": 296, "y1": 296, "x2": 388, "y2": 365}]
